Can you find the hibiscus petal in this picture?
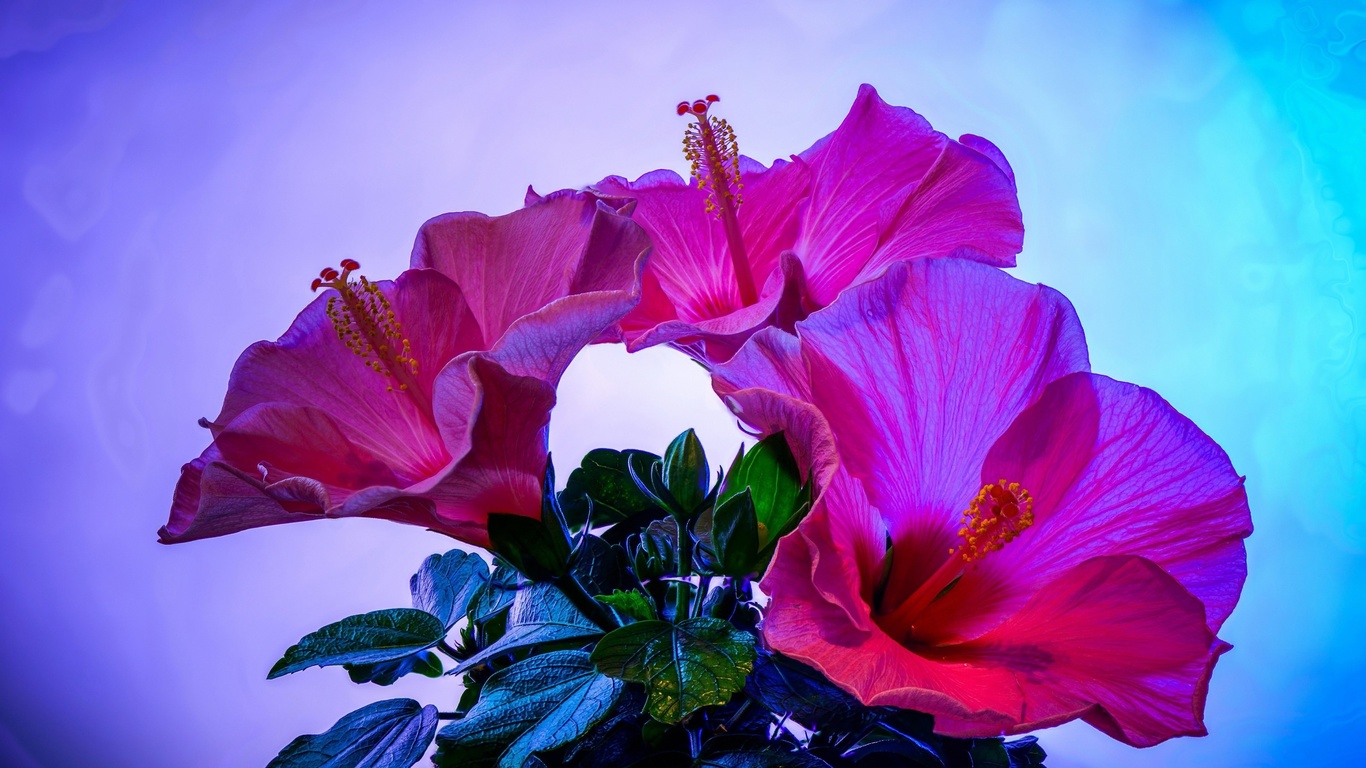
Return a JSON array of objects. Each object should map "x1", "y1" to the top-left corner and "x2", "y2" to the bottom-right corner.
[
  {"x1": 594, "y1": 156, "x2": 810, "y2": 351},
  {"x1": 159, "y1": 445, "x2": 328, "y2": 543},
  {"x1": 858, "y1": 139, "x2": 1023, "y2": 289},
  {"x1": 763, "y1": 505, "x2": 1021, "y2": 728},
  {"x1": 628, "y1": 252, "x2": 808, "y2": 364},
  {"x1": 411, "y1": 192, "x2": 646, "y2": 345},
  {"x1": 931, "y1": 555, "x2": 1227, "y2": 748},
  {"x1": 711, "y1": 325, "x2": 809, "y2": 401},
  {"x1": 925, "y1": 373, "x2": 1250, "y2": 640},
  {"x1": 422, "y1": 354, "x2": 558, "y2": 547},
  {"x1": 215, "y1": 269, "x2": 476, "y2": 471},
  {"x1": 795, "y1": 259, "x2": 1088, "y2": 604},
  {"x1": 797, "y1": 85, "x2": 1020, "y2": 305}
]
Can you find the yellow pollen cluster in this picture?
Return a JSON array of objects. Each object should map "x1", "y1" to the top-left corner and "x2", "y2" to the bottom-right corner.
[
  {"x1": 950, "y1": 480, "x2": 1035, "y2": 563},
  {"x1": 314, "y1": 262, "x2": 419, "y2": 393},
  {"x1": 683, "y1": 116, "x2": 743, "y2": 216}
]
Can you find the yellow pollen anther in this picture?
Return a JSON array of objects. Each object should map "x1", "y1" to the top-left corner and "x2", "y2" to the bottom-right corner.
[
  {"x1": 681, "y1": 110, "x2": 743, "y2": 218},
  {"x1": 312, "y1": 260, "x2": 421, "y2": 395},
  {"x1": 950, "y1": 480, "x2": 1035, "y2": 563},
  {"x1": 676, "y1": 94, "x2": 757, "y2": 308}
]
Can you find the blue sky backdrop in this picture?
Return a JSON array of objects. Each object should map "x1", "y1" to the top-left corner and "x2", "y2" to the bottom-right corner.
[{"x1": 1, "y1": 1, "x2": 1362, "y2": 765}]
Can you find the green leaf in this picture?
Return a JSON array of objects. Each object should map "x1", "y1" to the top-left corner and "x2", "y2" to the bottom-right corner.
[
  {"x1": 411, "y1": 549, "x2": 490, "y2": 627},
  {"x1": 662, "y1": 429, "x2": 710, "y2": 513},
  {"x1": 595, "y1": 590, "x2": 657, "y2": 623},
  {"x1": 452, "y1": 583, "x2": 603, "y2": 675},
  {"x1": 345, "y1": 650, "x2": 443, "y2": 686},
  {"x1": 561, "y1": 449, "x2": 663, "y2": 528},
  {"x1": 631, "y1": 517, "x2": 679, "y2": 579},
  {"x1": 469, "y1": 564, "x2": 519, "y2": 626},
  {"x1": 710, "y1": 490, "x2": 760, "y2": 576},
  {"x1": 717, "y1": 433, "x2": 811, "y2": 563},
  {"x1": 693, "y1": 751, "x2": 832, "y2": 768},
  {"x1": 435, "y1": 650, "x2": 624, "y2": 768},
  {"x1": 268, "y1": 698, "x2": 437, "y2": 768},
  {"x1": 269, "y1": 609, "x2": 447, "y2": 678},
  {"x1": 1004, "y1": 736, "x2": 1047, "y2": 766},
  {"x1": 745, "y1": 652, "x2": 861, "y2": 729},
  {"x1": 489, "y1": 512, "x2": 572, "y2": 582},
  {"x1": 590, "y1": 617, "x2": 756, "y2": 723}
]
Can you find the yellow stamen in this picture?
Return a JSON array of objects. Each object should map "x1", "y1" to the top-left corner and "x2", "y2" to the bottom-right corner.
[
  {"x1": 677, "y1": 94, "x2": 756, "y2": 307},
  {"x1": 876, "y1": 480, "x2": 1035, "y2": 638},
  {"x1": 311, "y1": 260, "x2": 424, "y2": 403}
]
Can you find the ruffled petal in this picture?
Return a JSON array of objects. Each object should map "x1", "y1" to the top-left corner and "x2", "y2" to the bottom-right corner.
[
  {"x1": 931, "y1": 556, "x2": 1227, "y2": 748},
  {"x1": 411, "y1": 192, "x2": 647, "y2": 345},
  {"x1": 763, "y1": 496, "x2": 1021, "y2": 729},
  {"x1": 420, "y1": 355, "x2": 558, "y2": 547},
  {"x1": 159, "y1": 445, "x2": 333, "y2": 543},
  {"x1": 214, "y1": 269, "x2": 477, "y2": 473},
  {"x1": 796, "y1": 85, "x2": 1019, "y2": 305},
  {"x1": 795, "y1": 259, "x2": 1088, "y2": 605},
  {"x1": 858, "y1": 139, "x2": 1023, "y2": 288},
  {"x1": 711, "y1": 324, "x2": 810, "y2": 401},
  {"x1": 921, "y1": 373, "x2": 1250, "y2": 641}
]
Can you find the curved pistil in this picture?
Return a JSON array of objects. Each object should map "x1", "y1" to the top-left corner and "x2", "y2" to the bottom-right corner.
[
  {"x1": 678, "y1": 95, "x2": 757, "y2": 307},
  {"x1": 312, "y1": 260, "x2": 430, "y2": 415},
  {"x1": 877, "y1": 480, "x2": 1035, "y2": 639}
]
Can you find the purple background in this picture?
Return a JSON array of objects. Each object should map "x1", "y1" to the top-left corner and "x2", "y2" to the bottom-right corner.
[{"x1": 2, "y1": 1, "x2": 1363, "y2": 766}]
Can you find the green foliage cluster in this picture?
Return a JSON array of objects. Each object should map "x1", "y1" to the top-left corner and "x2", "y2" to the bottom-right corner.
[{"x1": 264, "y1": 431, "x2": 1047, "y2": 768}]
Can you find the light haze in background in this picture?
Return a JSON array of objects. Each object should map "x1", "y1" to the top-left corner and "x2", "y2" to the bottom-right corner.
[{"x1": 1, "y1": 0, "x2": 1362, "y2": 765}]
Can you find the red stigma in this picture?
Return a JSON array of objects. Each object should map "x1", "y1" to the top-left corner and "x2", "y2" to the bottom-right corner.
[
  {"x1": 340, "y1": 258, "x2": 361, "y2": 271},
  {"x1": 310, "y1": 278, "x2": 323, "y2": 292},
  {"x1": 677, "y1": 102, "x2": 690, "y2": 116},
  {"x1": 706, "y1": 94, "x2": 719, "y2": 103},
  {"x1": 320, "y1": 268, "x2": 340, "y2": 282}
]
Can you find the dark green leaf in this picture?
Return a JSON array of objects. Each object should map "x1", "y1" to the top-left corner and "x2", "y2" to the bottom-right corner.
[
  {"x1": 965, "y1": 739, "x2": 1011, "y2": 768},
  {"x1": 631, "y1": 517, "x2": 679, "y2": 579},
  {"x1": 561, "y1": 449, "x2": 664, "y2": 528},
  {"x1": 1004, "y1": 736, "x2": 1047, "y2": 767},
  {"x1": 345, "y1": 650, "x2": 443, "y2": 686},
  {"x1": 268, "y1": 698, "x2": 437, "y2": 768},
  {"x1": 717, "y1": 433, "x2": 811, "y2": 565},
  {"x1": 269, "y1": 609, "x2": 447, "y2": 678},
  {"x1": 411, "y1": 549, "x2": 490, "y2": 627},
  {"x1": 452, "y1": 583, "x2": 603, "y2": 675},
  {"x1": 662, "y1": 429, "x2": 710, "y2": 513},
  {"x1": 693, "y1": 750, "x2": 831, "y2": 768},
  {"x1": 711, "y1": 490, "x2": 760, "y2": 576},
  {"x1": 595, "y1": 590, "x2": 657, "y2": 623},
  {"x1": 571, "y1": 534, "x2": 625, "y2": 596},
  {"x1": 469, "y1": 564, "x2": 519, "y2": 626},
  {"x1": 746, "y1": 652, "x2": 861, "y2": 729},
  {"x1": 489, "y1": 512, "x2": 572, "y2": 582},
  {"x1": 435, "y1": 650, "x2": 624, "y2": 768},
  {"x1": 591, "y1": 617, "x2": 756, "y2": 723}
]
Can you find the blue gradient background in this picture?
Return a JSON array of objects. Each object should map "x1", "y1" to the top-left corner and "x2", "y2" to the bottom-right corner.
[{"x1": 1, "y1": 1, "x2": 1361, "y2": 765}]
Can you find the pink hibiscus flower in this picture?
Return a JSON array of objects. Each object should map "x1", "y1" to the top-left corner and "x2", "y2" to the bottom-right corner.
[
  {"x1": 162, "y1": 192, "x2": 650, "y2": 548},
  {"x1": 714, "y1": 259, "x2": 1251, "y2": 746},
  {"x1": 586, "y1": 84, "x2": 1023, "y2": 365}
]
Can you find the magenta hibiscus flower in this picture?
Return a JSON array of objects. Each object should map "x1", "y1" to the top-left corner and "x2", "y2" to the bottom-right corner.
[
  {"x1": 162, "y1": 193, "x2": 650, "y2": 547},
  {"x1": 586, "y1": 85, "x2": 1023, "y2": 365},
  {"x1": 713, "y1": 259, "x2": 1251, "y2": 746}
]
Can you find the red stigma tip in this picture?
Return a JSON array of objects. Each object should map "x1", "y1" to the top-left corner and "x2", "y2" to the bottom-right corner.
[
  {"x1": 310, "y1": 278, "x2": 323, "y2": 292},
  {"x1": 706, "y1": 94, "x2": 719, "y2": 103},
  {"x1": 692, "y1": 100, "x2": 708, "y2": 113},
  {"x1": 321, "y1": 268, "x2": 340, "y2": 281},
  {"x1": 340, "y1": 258, "x2": 360, "y2": 271},
  {"x1": 677, "y1": 102, "x2": 690, "y2": 116}
]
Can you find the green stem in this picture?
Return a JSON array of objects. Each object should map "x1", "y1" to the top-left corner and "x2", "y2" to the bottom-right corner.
[
  {"x1": 690, "y1": 574, "x2": 712, "y2": 619},
  {"x1": 674, "y1": 521, "x2": 694, "y2": 621},
  {"x1": 556, "y1": 571, "x2": 619, "y2": 631},
  {"x1": 436, "y1": 640, "x2": 464, "y2": 661}
]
